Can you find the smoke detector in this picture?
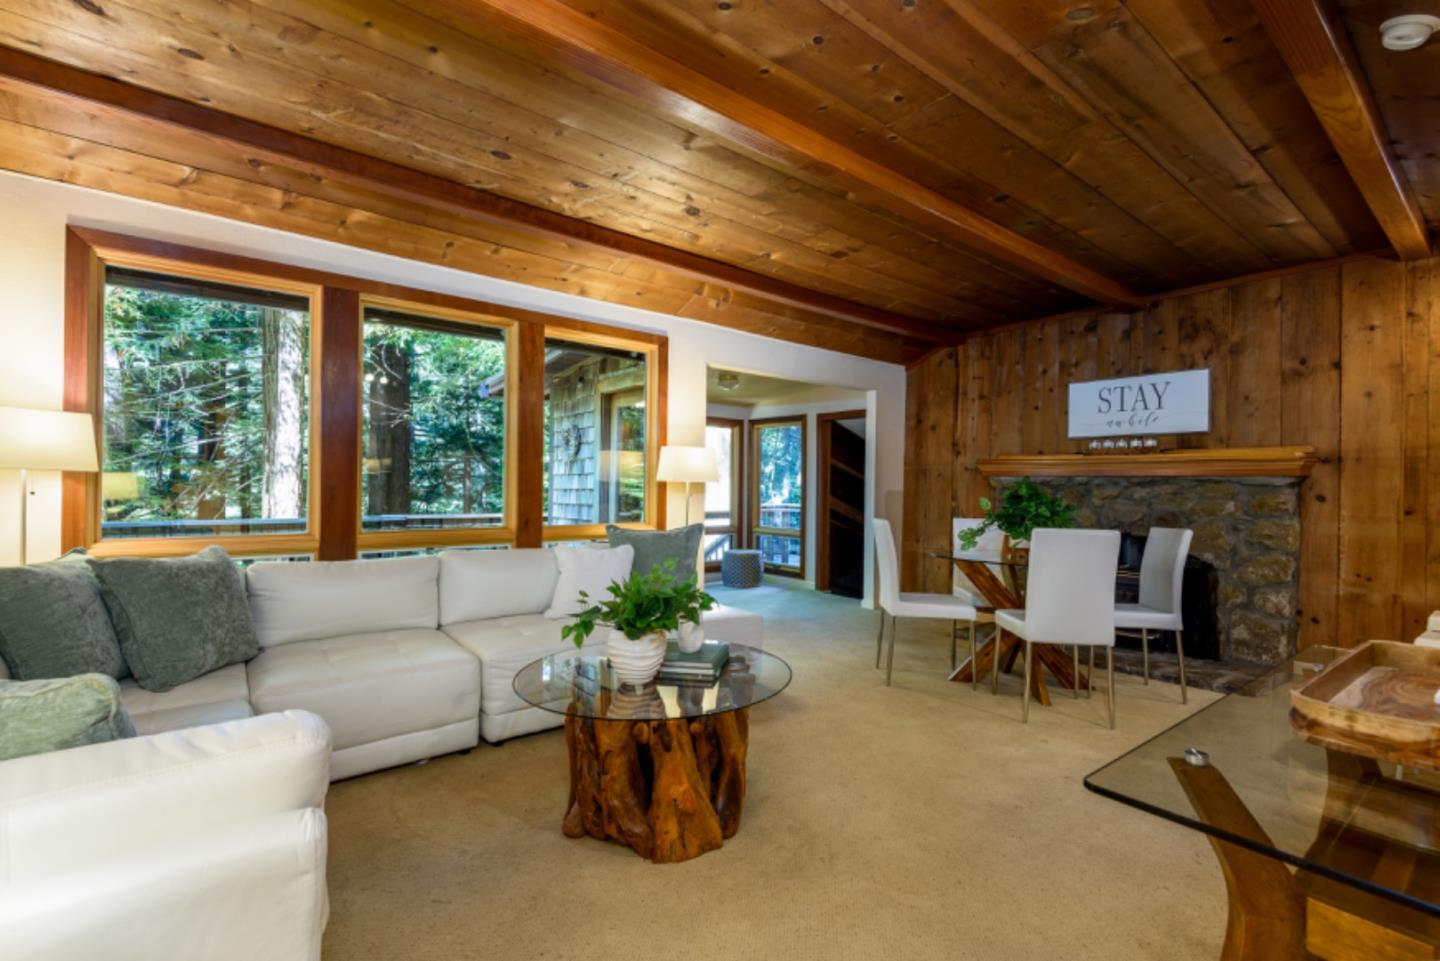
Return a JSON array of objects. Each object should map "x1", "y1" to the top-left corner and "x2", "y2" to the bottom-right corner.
[{"x1": 1380, "y1": 15, "x2": 1440, "y2": 51}]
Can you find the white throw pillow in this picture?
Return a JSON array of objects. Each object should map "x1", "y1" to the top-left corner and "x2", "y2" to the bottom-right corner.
[{"x1": 544, "y1": 545, "x2": 635, "y2": 619}]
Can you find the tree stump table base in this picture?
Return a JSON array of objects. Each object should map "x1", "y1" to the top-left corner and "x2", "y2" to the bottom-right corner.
[{"x1": 563, "y1": 707, "x2": 749, "y2": 863}]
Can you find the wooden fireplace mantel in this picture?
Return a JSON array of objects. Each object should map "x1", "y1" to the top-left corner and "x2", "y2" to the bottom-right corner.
[{"x1": 977, "y1": 446, "x2": 1318, "y2": 479}]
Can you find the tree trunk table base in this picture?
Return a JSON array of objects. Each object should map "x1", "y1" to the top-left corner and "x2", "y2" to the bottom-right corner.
[{"x1": 562, "y1": 707, "x2": 749, "y2": 863}]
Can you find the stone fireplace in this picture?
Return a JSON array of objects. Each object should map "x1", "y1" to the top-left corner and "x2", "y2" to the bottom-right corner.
[
  {"x1": 981, "y1": 447, "x2": 1316, "y2": 681},
  {"x1": 994, "y1": 476, "x2": 1301, "y2": 664}
]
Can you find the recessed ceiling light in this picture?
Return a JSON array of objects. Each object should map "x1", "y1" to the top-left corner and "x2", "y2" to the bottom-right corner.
[{"x1": 1380, "y1": 14, "x2": 1440, "y2": 51}]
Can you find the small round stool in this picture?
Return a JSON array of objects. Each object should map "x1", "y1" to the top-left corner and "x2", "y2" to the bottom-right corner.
[{"x1": 722, "y1": 549, "x2": 764, "y2": 588}]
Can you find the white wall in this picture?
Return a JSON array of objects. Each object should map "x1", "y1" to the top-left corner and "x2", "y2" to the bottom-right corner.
[{"x1": 0, "y1": 171, "x2": 907, "y2": 605}]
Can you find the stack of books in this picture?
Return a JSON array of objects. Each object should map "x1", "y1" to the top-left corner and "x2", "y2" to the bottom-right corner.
[{"x1": 657, "y1": 639, "x2": 730, "y2": 684}]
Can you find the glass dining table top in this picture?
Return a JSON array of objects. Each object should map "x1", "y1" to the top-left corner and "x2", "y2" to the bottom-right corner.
[
  {"x1": 1085, "y1": 646, "x2": 1440, "y2": 921},
  {"x1": 511, "y1": 643, "x2": 792, "y2": 721}
]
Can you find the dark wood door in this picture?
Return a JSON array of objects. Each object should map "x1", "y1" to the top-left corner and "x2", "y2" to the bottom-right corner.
[{"x1": 818, "y1": 412, "x2": 866, "y2": 597}]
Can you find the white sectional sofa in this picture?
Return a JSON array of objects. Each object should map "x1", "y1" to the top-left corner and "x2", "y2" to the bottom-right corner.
[
  {"x1": 80, "y1": 547, "x2": 761, "y2": 781},
  {"x1": 0, "y1": 710, "x2": 331, "y2": 961}
]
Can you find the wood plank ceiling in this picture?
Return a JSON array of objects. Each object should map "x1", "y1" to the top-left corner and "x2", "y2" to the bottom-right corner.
[{"x1": 0, "y1": 0, "x2": 1431, "y2": 362}]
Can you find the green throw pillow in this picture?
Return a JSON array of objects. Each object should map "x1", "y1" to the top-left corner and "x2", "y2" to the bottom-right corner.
[
  {"x1": 88, "y1": 546, "x2": 259, "y2": 693},
  {"x1": 0, "y1": 550, "x2": 127, "y2": 681},
  {"x1": 0, "y1": 673, "x2": 135, "y2": 762},
  {"x1": 606, "y1": 524, "x2": 703, "y2": 584}
]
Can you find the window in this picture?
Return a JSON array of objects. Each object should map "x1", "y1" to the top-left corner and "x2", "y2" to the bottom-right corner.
[
  {"x1": 361, "y1": 305, "x2": 508, "y2": 534},
  {"x1": 67, "y1": 230, "x2": 666, "y2": 559},
  {"x1": 99, "y1": 265, "x2": 314, "y2": 540},
  {"x1": 704, "y1": 419, "x2": 742, "y2": 568},
  {"x1": 751, "y1": 418, "x2": 805, "y2": 574},
  {"x1": 542, "y1": 337, "x2": 652, "y2": 528}
]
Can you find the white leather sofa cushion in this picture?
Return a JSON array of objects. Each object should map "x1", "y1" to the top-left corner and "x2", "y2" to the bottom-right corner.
[
  {"x1": 0, "y1": 710, "x2": 330, "y2": 882},
  {"x1": 247, "y1": 629, "x2": 479, "y2": 752},
  {"x1": 439, "y1": 547, "x2": 559, "y2": 625},
  {"x1": 4, "y1": 807, "x2": 328, "y2": 961},
  {"x1": 443, "y1": 614, "x2": 603, "y2": 719},
  {"x1": 119, "y1": 662, "x2": 253, "y2": 735},
  {"x1": 247, "y1": 555, "x2": 439, "y2": 647},
  {"x1": 0, "y1": 711, "x2": 330, "y2": 961}
]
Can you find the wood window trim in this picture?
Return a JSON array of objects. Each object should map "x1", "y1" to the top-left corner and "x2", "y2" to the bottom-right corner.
[
  {"x1": 703, "y1": 416, "x2": 745, "y2": 572},
  {"x1": 355, "y1": 294, "x2": 521, "y2": 554},
  {"x1": 539, "y1": 324, "x2": 667, "y2": 540},
  {"x1": 814, "y1": 409, "x2": 867, "y2": 592},
  {"x1": 749, "y1": 415, "x2": 807, "y2": 579},
  {"x1": 62, "y1": 227, "x2": 668, "y2": 559}
]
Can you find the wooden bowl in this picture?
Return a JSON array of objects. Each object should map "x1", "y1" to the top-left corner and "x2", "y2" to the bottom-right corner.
[{"x1": 1290, "y1": 641, "x2": 1440, "y2": 770}]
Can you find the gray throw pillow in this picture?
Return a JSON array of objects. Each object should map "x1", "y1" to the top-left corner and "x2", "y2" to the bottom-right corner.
[
  {"x1": 88, "y1": 546, "x2": 259, "y2": 693},
  {"x1": 0, "y1": 550, "x2": 127, "y2": 681},
  {"x1": 606, "y1": 524, "x2": 704, "y2": 584},
  {"x1": 0, "y1": 673, "x2": 136, "y2": 762}
]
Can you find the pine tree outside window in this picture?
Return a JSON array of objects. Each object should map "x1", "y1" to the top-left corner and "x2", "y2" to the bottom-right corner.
[
  {"x1": 361, "y1": 306, "x2": 508, "y2": 533},
  {"x1": 100, "y1": 266, "x2": 313, "y2": 539}
]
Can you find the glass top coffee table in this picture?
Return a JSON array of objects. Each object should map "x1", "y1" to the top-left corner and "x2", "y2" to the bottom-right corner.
[
  {"x1": 513, "y1": 643, "x2": 791, "y2": 863},
  {"x1": 1085, "y1": 646, "x2": 1440, "y2": 959}
]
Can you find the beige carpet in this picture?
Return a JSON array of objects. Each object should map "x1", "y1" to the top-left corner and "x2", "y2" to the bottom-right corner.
[{"x1": 323, "y1": 580, "x2": 1227, "y2": 961}]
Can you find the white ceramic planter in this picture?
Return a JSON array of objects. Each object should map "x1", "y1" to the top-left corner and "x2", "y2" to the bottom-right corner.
[
  {"x1": 607, "y1": 628, "x2": 667, "y2": 685},
  {"x1": 677, "y1": 620, "x2": 705, "y2": 654}
]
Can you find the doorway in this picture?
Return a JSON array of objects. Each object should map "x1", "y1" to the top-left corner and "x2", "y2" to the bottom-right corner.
[{"x1": 817, "y1": 411, "x2": 866, "y2": 597}]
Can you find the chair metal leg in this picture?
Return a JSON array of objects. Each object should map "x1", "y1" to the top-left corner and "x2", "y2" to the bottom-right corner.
[
  {"x1": 992, "y1": 627, "x2": 1002, "y2": 695},
  {"x1": 1021, "y1": 640, "x2": 1033, "y2": 723},
  {"x1": 1106, "y1": 647, "x2": 1116, "y2": 729},
  {"x1": 950, "y1": 621, "x2": 958, "y2": 672},
  {"x1": 1072, "y1": 645, "x2": 1080, "y2": 699},
  {"x1": 1087, "y1": 646, "x2": 1094, "y2": 699},
  {"x1": 1141, "y1": 628, "x2": 1150, "y2": 685},
  {"x1": 1176, "y1": 629, "x2": 1189, "y2": 705},
  {"x1": 969, "y1": 622, "x2": 977, "y2": 692},
  {"x1": 875, "y1": 611, "x2": 886, "y2": 669},
  {"x1": 885, "y1": 615, "x2": 898, "y2": 687}
]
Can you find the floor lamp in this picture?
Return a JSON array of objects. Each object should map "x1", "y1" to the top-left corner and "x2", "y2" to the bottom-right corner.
[
  {"x1": 655, "y1": 445, "x2": 719, "y2": 526},
  {"x1": 0, "y1": 406, "x2": 99, "y2": 564}
]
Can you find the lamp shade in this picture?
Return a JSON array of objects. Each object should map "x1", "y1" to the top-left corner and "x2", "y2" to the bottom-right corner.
[
  {"x1": 655, "y1": 445, "x2": 719, "y2": 483},
  {"x1": 0, "y1": 406, "x2": 99, "y2": 471}
]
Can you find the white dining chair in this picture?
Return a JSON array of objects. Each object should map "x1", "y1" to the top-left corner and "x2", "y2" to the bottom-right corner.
[
  {"x1": 994, "y1": 528, "x2": 1121, "y2": 726},
  {"x1": 1115, "y1": 527, "x2": 1193, "y2": 704},
  {"x1": 872, "y1": 518, "x2": 978, "y2": 687}
]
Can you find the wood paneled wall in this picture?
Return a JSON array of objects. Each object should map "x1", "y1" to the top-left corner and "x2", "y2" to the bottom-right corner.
[{"x1": 903, "y1": 255, "x2": 1440, "y2": 651}]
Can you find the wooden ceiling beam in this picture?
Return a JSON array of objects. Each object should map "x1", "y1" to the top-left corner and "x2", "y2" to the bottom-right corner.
[
  {"x1": 446, "y1": 0, "x2": 1148, "y2": 310},
  {"x1": 1253, "y1": 0, "x2": 1432, "y2": 260},
  {"x1": 0, "y1": 45, "x2": 957, "y2": 346}
]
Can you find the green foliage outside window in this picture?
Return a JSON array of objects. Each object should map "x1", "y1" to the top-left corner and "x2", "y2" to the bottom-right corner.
[
  {"x1": 101, "y1": 281, "x2": 310, "y2": 536},
  {"x1": 363, "y1": 318, "x2": 506, "y2": 527}
]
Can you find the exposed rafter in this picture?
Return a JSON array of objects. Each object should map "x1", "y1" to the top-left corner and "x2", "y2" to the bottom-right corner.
[
  {"x1": 0, "y1": 46, "x2": 958, "y2": 346},
  {"x1": 445, "y1": 0, "x2": 1148, "y2": 310},
  {"x1": 1253, "y1": 0, "x2": 1431, "y2": 260}
]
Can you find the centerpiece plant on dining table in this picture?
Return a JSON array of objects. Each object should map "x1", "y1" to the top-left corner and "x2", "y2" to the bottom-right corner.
[
  {"x1": 562, "y1": 560, "x2": 717, "y2": 684},
  {"x1": 957, "y1": 476, "x2": 1076, "y2": 552}
]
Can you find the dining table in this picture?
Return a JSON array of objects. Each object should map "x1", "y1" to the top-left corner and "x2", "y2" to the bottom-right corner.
[{"x1": 926, "y1": 550, "x2": 1088, "y2": 705}]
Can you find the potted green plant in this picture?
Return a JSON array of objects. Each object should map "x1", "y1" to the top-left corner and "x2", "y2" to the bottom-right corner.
[
  {"x1": 561, "y1": 560, "x2": 718, "y2": 684},
  {"x1": 957, "y1": 477, "x2": 1076, "y2": 553}
]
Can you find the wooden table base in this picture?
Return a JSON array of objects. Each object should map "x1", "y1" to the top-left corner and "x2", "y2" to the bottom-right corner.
[
  {"x1": 949, "y1": 634, "x2": 1087, "y2": 707},
  {"x1": 563, "y1": 707, "x2": 749, "y2": 863}
]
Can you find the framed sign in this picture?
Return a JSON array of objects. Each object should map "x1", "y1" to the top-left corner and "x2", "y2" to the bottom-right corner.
[{"x1": 1067, "y1": 369, "x2": 1210, "y2": 439}]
